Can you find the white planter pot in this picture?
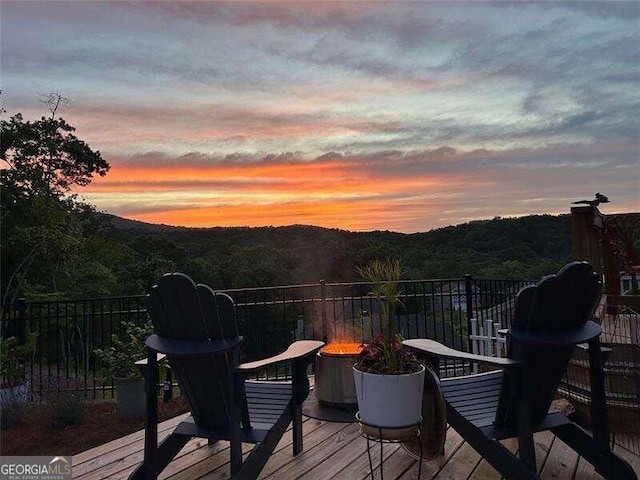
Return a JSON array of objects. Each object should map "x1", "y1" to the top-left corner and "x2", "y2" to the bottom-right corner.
[{"x1": 353, "y1": 364, "x2": 425, "y2": 436}]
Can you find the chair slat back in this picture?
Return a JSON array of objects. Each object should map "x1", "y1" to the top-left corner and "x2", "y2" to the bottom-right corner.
[
  {"x1": 525, "y1": 262, "x2": 602, "y2": 332},
  {"x1": 147, "y1": 273, "x2": 239, "y2": 430},
  {"x1": 148, "y1": 272, "x2": 206, "y2": 340},
  {"x1": 197, "y1": 284, "x2": 232, "y2": 341},
  {"x1": 497, "y1": 262, "x2": 602, "y2": 427}
]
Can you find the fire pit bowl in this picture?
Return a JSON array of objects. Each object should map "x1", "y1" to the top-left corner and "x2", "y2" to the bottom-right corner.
[{"x1": 315, "y1": 342, "x2": 362, "y2": 408}]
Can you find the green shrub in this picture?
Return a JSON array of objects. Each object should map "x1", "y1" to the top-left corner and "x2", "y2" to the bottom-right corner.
[
  {"x1": 1, "y1": 333, "x2": 38, "y2": 388},
  {"x1": 48, "y1": 391, "x2": 86, "y2": 428},
  {"x1": 0, "y1": 401, "x2": 26, "y2": 429},
  {"x1": 40, "y1": 376, "x2": 87, "y2": 428},
  {"x1": 94, "y1": 321, "x2": 154, "y2": 379}
]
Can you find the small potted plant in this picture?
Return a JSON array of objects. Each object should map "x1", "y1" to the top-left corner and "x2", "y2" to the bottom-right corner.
[
  {"x1": 353, "y1": 259, "x2": 425, "y2": 436},
  {"x1": 94, "y1": 321, "x2": 154, "y2": 419},
  {"x1": 0, "y1": 333, "x2": 37, "y2": 401}
]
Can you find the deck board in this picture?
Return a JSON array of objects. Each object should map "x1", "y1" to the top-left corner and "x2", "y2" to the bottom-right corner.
[
  {"x1": 74, "y1": 413, "x2": 191, "y2": 480},
  {"x1": 533, "y1": 429, "x2": 555, "y2": 473},
  {"x1": 539, "y1": 437, "x2": 580, "y2": 480},
  {"x1": 72, "y1": 414, "x2": 639, "y2": 480},
  {"x1": 467, "y1": 437, "x2": 518, "y2": 480},
  {"x1": 574, "y1": 456, "x2": 604, "y2": 480},
  {"x1": 261, "y1": 422, "x2": 359, "y2": 479},
  {"x1": 397, "y1": 427, "x2": 465, "y2": 480},
  {"x1": 435, "y1": 440, "x2": 482, "y2": 479}
]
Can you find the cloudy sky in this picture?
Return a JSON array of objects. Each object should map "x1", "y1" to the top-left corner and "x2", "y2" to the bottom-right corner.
[{"x1": 2, "y1": 1, "x2": 638, "y2": 233}]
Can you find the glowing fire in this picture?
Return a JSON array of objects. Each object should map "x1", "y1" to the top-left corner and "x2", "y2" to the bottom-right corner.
[{"x1": 320, "y1": 342, "x2": 363, "y2": 357}]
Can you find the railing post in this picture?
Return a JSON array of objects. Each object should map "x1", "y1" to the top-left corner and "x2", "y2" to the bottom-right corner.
[
  {"x1": 470, "y1": 318, "x2": 478, "y2": 374},
  {"x1": 465, "y1": 274, "x2": 474, "y2": 353},
  {"x1": 18, "y1": 298, "x2": 27, "y2": 343},
  {"x1": 320, "y1": 280, "x2": 327, "y2": 343},
  {"x1": 2, "y1": 298, "x2": 27, "y2": 341}
]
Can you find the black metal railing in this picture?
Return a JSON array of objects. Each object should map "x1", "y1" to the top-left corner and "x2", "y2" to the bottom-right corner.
[
  {"x1": 1, "y1": 276, "x2": 530, "y2": 398},
  {"x1": 561, "y1": 296, "x2": 640, "y2": 454},
  {"x1": 2, "y1": 296, "x2": 149, "y2": 400}
]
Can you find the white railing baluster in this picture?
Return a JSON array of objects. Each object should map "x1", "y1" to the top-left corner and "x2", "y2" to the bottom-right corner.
[
  {"x1": 470, "y1": 318, "x2": 478, "y2": 373},
  {"x1": 485, "y1": 319, "x2": 493, "y2": 356},
  {"x1": 494, "y1": 322, "x2": 503, "y2": 357}
]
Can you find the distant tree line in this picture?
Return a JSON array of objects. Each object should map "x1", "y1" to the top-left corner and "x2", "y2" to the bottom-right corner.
[{"x1": 6, "y1": 208, "x2": 575, "y2": 302}]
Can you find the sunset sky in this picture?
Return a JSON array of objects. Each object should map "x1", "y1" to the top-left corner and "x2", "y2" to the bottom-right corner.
[{"x1": 2, "y1": 1, "x2": 638, "y2": 233}]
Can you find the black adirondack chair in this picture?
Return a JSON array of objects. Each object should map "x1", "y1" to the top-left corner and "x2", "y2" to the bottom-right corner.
[
  {"x1": 404, "y1": 262, "x2": 637, "y2": 480},
  {"x1": 129, "y1": 273, "x2": 323, "y2": 480}
]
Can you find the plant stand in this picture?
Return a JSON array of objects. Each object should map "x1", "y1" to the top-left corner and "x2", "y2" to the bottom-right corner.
[{"x1": 356, "y1": 412, "x2": 423, "y2": 480}]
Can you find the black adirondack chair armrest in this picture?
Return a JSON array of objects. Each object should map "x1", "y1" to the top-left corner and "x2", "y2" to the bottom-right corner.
[
  {"x1": 235, "y1": 340, "x2": 325, "y2": 375},
  {"x1": 145, "y1": 333, "x2": 243, "y2": 356},
  {"x1": 135, "y1": 353, "x2": 166, "y2": 370},
  {"x1": 576, "y1": 343, "x2": 612, "y2": 355},
  {"x1": 509, "y1": 320, "x2": 601, "y2": 346},
  {"x1": 403, "y1": 339, "x2": 521, "y2": 369},
  {"x1": 135, "y1": 353, "x2": 166, "y2": 365}
]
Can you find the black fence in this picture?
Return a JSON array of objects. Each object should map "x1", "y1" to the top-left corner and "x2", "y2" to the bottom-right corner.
[
  {"x1": 561, "y1": 295, "x2": 640, "y2": 454},
  {"x1": 2, "y1": 296, "x2": 149, "y2": 401},
  {"x1": 1, "y1": 276, "x2": 530, "y2": 399},
  {"x1": 4, "y1": 276, "x2": 638, "y2": 454}
]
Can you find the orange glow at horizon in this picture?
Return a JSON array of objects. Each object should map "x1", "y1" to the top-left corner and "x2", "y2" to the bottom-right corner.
[
  {"x1": 80, "y1": 156, "x2": 462, "y2": 231},
  {"x1": 124, "y1": 198, "x2": 429, "y2": 232}
]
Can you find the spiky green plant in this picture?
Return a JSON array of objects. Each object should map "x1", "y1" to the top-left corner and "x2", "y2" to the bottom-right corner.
[
  {"x1": 355, "y1": 259, "x2": 418, "y2": 374},
  {"x1": 357, "y1": 258, "x2": 404, "y2": 338}
]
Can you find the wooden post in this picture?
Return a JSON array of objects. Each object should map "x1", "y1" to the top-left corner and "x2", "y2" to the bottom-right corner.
[
  {"x1": 602, "y1": 222, "x2": 621, "y2": 301},
  {"x1": 571, "y1": 206, "x2": 604, "y2": 274}
]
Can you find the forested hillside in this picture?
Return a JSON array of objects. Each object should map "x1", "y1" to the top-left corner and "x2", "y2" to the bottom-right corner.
[
  {"x1": 5, "y1": 189, "x2": 573, "y2": 301},
  {"x1": 97, "y1": 214, "x2": 572, "y2": 296},
  {"x1": 6, "y1": 211, "x2": 574, "y2": 302}
]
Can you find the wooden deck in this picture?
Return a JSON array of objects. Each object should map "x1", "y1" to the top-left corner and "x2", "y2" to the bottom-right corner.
[{"x1": 72, "y1": 413, "x2": 640, "y2": 480}]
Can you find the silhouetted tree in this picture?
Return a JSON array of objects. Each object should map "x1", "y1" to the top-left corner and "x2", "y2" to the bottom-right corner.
[
  {"x1": 1, "y1": 94, "x2": 110, "y2": 307},
  {"x1": 1, "y1": 115, "x2": 108, "y2": 200}
]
